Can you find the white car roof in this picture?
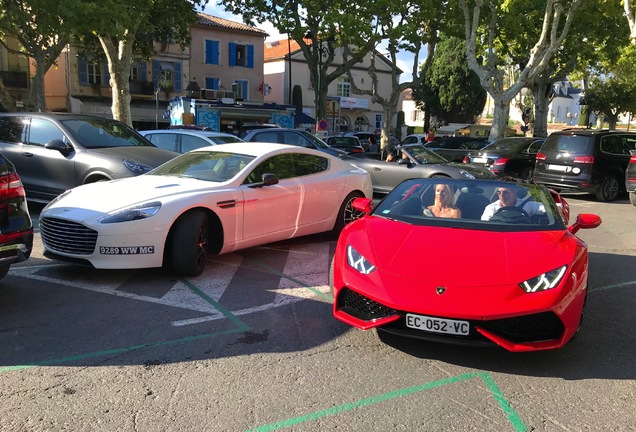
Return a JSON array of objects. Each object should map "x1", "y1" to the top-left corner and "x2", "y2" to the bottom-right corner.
[{"x1": 139, "y1": 129, "x2": 238, "y2": 138}]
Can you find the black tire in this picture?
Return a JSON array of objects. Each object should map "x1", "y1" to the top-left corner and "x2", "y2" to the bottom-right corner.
[
  {"x1": 521, "y1": 167, "x2": 533, "y2": 182},
  {"x1": 0, "y1": 263, "x2": 10, "y2": 280},
  {"x1": 331, "y1": 192, "x2": 363, "y2": 237},
  {"x1": 170, "y1": 210, "x2": 210, "y2": 277},
  {"x1": 595, "y1": 175, "x2": 620, "y2": 202},
  {"x1": 630, "y1": 192, "x2": 636, "y2": 207}
]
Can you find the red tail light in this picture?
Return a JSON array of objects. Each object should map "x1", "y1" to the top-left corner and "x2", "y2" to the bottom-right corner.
[
  {"x1": 573, "y1": 156, "x2": 594, "y2": 164},
  {"x1": 536, "y1": 152, "x2": 546, "y2": 161},
  {"x1": 462, "y1": 156, "x2": 468, "y2": 163},
  {"x1": 3, "y1": 172, "x2": 27, "y2": 199},
  {"x1": 493, "y1": 157, "x2": 509, "y2": 166},
  {"x1": 351, "y1": 148, "x2": 364, "y2": 153},
  {"x1": 630, "y1": 155, "x2": 636, "y2": 164}
]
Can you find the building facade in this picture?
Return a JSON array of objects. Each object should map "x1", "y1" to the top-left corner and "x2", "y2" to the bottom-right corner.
[{"x1": 264, "y1": 38, "x2": 399, "y2": 136}]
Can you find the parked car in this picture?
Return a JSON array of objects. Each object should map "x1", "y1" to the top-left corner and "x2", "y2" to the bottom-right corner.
[
  {"x1": 463, "y1": 137, "x2": 546, "y2": 180},
  {"x1": 423, "y1": 136, "x2": 489, "y2": 162},
  {"x1": 331, "y1": 178, "x2": 602, "y2": 352},
  {"x1": 39, "y1": 143, "x2": 372, "y2": 277},
  {"x1": 237, "y1": 123, "x2": 279, "y2": 139},
  {"x1": 342, "y1": 144, "x2": 496, "y2": 195},
  {"x1": 0, "y1": 113, "x2": 178, "y2": 203},
  {"x1": 242, "y1": 128, "x2": 346, "y2": 157},
  {"x1": 140, "y1": 129, "x2": 243, "y2": 153},
  {"x1": 326, "y1": 136, "x2": 365, "y2": 154},
  {"x1": 0, "y1": 153, "x2": 33, "y2": 280},
  {"x1": 626, "y1": 151, "x2": 636, "y2": 206},
  {"x1": 401, "y1": 134, "x2": 427, "y2": 145},
  {"x1": 534, "y1": 129, "x2": 636, "y2": 201}
]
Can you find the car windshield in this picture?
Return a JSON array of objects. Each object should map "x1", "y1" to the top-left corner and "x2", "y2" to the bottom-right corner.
[
  {"x1": 301, "y1": 131, "x2": 330, "y2": 148},
  {"x1": 372, "y1": 178, "x2": 565, "y2": 232},
  {"x1": 328, "y1": 137, "x2": 360, "y2": 147},
  {"x1": 149, "y1": 150, "x2": 255, "y2": 182},
  {"x1": 204, "y1": 134, "x2": 243, "y2": 144},
  {"x1": 541, "y1": 134, "x2": 594, "y2": 154},
  {"x1": 403, "y1": 145, "x2": 449, "y2": 164},
  {"x1": 63, "y1": 119, "x2": 152, "y2": 148}
]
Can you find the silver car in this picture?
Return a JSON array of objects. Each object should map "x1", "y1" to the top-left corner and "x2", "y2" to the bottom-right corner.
[
  {"x1": 140, "y1": 129, "x2": 244, "y2": 153},
  {"x1": 0, "y1": 113, "x2": 178, "y2": 202}
]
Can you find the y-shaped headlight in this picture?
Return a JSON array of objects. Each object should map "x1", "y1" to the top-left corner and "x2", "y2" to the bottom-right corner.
[
  {"x1": 347, "y1": 245, "x2": 376, "y2": 275},
  {"x1": 519, "y1": 265, "x2": 568, "y2": 293}
]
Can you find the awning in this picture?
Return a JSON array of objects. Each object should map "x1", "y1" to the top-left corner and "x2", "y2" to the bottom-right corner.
[
  {"x1": 295, "y1": 111, "x2": 315, "y2": 126},
  {"x1": 159, "y1": 62, "x2": 174, "y2": 71}
]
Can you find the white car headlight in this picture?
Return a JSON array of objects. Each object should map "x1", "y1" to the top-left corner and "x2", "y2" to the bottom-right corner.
[
  {"x1": 347, "y1": 245, "x2": 376, "y2": 275},
  {"x1": 459, "y1": 169, "x2": 476, "y2": 179},
  {"x1": 98, "y1": 202, "x2": 162, "y2": 224},
  {"x1": 519, "y1": 265, "x2": 568, "y2": 293}
]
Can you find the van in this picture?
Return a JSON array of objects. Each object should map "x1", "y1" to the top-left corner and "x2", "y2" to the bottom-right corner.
[{"x1": 534, "y1": 129, "x2": 636, "y2": 201}]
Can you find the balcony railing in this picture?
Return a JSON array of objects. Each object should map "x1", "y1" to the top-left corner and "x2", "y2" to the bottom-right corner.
[
  {"x1": 0, "y1": 71, "x2": 28, "y2": 88},
  {"x1": 129, "y1": 80, "x2": 155, "y2": 95}
]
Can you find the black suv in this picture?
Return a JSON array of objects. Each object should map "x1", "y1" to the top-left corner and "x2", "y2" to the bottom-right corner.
[
  {"x1": 534, "y1": 129, "x2": 636, "y2": 201},
  {"x1": 0, "y1": 153, "x2": 32, "y2": 279}
]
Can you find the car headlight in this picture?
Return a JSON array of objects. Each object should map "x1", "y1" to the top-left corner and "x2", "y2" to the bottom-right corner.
[
  {"x1": 123, "y1": 158, "x2": 152, "y2": 174},
  {"x1": 459, "y1": 169, "x2": 476, "y2": 179},
  {"x1": 98, "y1": 202, "x2": 162, "y2": 224},
  {"x1": 347, "y1": 245, "x2": 376, "y2": 275},
  {"x1": 519, "y1": 265, "x2": 568, "y2": 293}
]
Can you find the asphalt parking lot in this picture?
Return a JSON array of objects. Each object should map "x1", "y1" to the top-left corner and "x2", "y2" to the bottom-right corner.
[{"x1": 1, "y1": 194, "x2": 636, "y2": 431}]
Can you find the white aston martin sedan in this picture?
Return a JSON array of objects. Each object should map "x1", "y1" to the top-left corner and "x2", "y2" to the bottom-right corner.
[{"x1": 39, "y1": 143, "x2": 372, "y2": 276}]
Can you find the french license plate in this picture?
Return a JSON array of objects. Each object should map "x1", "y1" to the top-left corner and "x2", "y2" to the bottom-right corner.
[
  {"x1": 406, "y1": 313, "x2": 469, "y2": 336},
  {"x1": 472, "y1": 157, "x2": 487, "y2": 164},
  {"x1": 547, "y1": 164, "x2": 569, "y2": 172},
  {"x1": 99, "y1": 246, "x2": 155, "y2": 255}
]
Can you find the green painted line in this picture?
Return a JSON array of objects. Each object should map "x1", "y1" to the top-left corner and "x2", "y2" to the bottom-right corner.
[
  {"x1": 478, "y1": 372, "x2": 527, "y2": 432},
  {"x1": 589, "y1": 280, "x2": 636, "y2": 293},
  {"x1": 0, "y1": 327, "x2": 245, "y2": 373},
  {"x1": 248, "y1": 259, "x2": 332, "y2": 302},
  {"x1": 181, "y1": 278, "x2": 251, "y2": 332},
  {"x1": 0, "y1": 279, "x2": 252, "y2": 373},
  {"x1": 248, "y1": 372, "x2": 527, "y2": 432}
]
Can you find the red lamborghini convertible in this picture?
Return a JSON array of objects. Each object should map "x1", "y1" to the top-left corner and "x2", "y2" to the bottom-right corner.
[{"x1": 331, "y1": 178, "x2": 602, "y2": 352}]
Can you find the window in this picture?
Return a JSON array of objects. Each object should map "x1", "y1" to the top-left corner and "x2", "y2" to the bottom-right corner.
[
  {"x1": 205, "y1": 77, "x2": 220, "y2": 90},
  {"x1": 146, "y1": 133, "x2": 178, "y2": 152},
  {"x1": 336, "y1": 78, "x2": 350, "y2": 97},
  {"x1": 78, "y1": 56, "x2": 109, "y2": 87},
  {"x1": 229, "y1": 43, "x2": 254, "y2": 68},
  {"x1": 130, "y1": 63, "x2": 140, "y2": 82},
  {"x1": 152, "y1": 60, "x2": 182, "y2": 92},
  {"x1": 205, "y1": 40, "x2": 220, "y2": 65},
  {"x1": 244, "y1": 153, "x2": 328, "y2": 184},
  {"x1": 232, "y1": 80, "x2": 248, "y2": 100},
  {"x1": 181, "y1": 135, "x2": 210, "y2": 153},
  {"x1": 28, "y1": 118, "x2": 65, "y2": 147},
  {"x1": 0, "y1": 117, "x2": 27, "y2": 143},
  {"x1": 87, "y1": 62, "x2": 102, "y2": 85}
]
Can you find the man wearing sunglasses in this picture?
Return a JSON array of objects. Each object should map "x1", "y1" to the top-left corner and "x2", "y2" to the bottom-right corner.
[{"x1": 481, "y1": 184, "x2": 546, "y2": 221}]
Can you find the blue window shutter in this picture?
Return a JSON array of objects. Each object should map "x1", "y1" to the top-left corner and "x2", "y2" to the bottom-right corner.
[
  {"x1": 78, "y1": 57, "x2": 88, "y2": 85},
  {"x1": 152, "y1": 60, "x2": 160, "y2": 89},
  {"x1": 247, "y1": 45, "x2": 254, "y2": 69},
  {"x1": 205, "y1": 77, "x2": 219, "y2": 89},
  {"x1": 140, "y1": 62, "x2": 147, "y2": 82},
  {"x1": 102, "y1": 62, "x2": 110, "y2": 87},
  {"x1": 174, "y1": 62, "x2": 182, "y2": 92},
  {"x1": 212, "y1": 41, "x2": 219, "y2": 64},
  {"x1": 242, "y1": 81, "x2": 248, "y2": 99},
  {"x1": 229, "y1": 42, "x2": 236, "y2": 66},
  {"x1": 205, "y1": 40, "x2": 214, "y2": 64}
]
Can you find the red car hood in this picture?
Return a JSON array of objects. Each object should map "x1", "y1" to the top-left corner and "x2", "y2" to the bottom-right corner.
[{"x1": 363, "y1": 217, "x2": 567, "y2": 287}]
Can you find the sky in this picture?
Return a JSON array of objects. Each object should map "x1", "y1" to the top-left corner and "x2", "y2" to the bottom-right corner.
[{"x1": 201, "y1": 4, "x2": 422, "y2": 83}]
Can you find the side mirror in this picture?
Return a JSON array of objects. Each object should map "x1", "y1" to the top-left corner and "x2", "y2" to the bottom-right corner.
[
  {"x1": 568, "y1": 213, "x2": 602, "y2": 234},
  {"x1": 249, "y1": 173, "x2": 279, "y2": 188},
  {"x1": 45, "y1": 139, "x2": 70, "y2": 155},
  {"x1": 397, "y1": 158, "x2": 411, "y2": 166},
  {"x1": 352, "y1": 197, "x2": 373, "y2": 214}
]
